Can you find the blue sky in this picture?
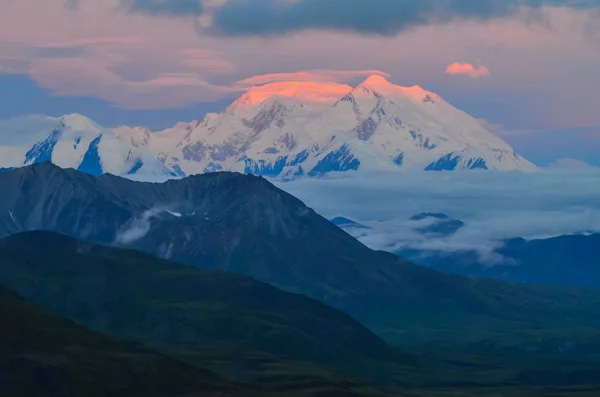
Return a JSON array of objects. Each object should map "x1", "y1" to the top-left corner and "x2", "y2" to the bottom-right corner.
[
  {"x1": 501, "y1": 127, "x2": 600, "y2": 167},
  {"x1": 1, "y1": 0, "x2": 599, "y2": 166}
]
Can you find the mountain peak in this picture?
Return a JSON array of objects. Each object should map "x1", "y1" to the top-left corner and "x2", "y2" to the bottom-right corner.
[
  {"x1": 361, "y1": 74, "x2": 394, "y2": 87},
  {"x1": 355, "y1": 74, "x2": 395, "y2": 95},
  {"x1": 59, "y1": 113, "x2": 103, "y2": 131},
  {"x1": 0, "y1": 70, "x2": 537, "y2": 177},
  {"x1": 355, "y1": 75, "x2": 433, "y2": 102}
]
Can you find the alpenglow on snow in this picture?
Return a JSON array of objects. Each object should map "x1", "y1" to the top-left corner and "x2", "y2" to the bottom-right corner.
[{"x1": 0, "y1": 75, "x2": 536, "y2": 179}]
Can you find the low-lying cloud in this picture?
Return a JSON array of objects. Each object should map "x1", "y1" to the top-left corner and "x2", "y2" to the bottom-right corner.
[
  {"x1": 115, "y1": 207, "x2": 167, "y2": 244},
  {"x1": 275, "y1": 170, "x2": 600, "y2": 265},
  {"x1": 547, "y1": 158, "x2": 597, "y2": 170}
]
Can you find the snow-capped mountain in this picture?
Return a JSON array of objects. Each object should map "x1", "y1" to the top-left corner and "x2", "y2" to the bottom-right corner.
[
  {"x1": 0, "y1": 75, "x2": 537, "y2": 179},
  {"x1": 0, "y1": 114, "x2": 176, "y2": 177}
]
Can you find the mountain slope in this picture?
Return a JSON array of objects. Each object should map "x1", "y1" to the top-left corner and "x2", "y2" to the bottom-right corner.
[
  {"x1": 4, "y1": 231, "x2": 600, "y2": 394},
  {"x1": 0, "y1": 163, "x2": 598, "y2": 357},
  {"x1": 0, "y1": 230, "x2": 412, "y2": 388},
  {"x1": 0, "y1": 75, "x2": 536, "y2": 179},
  {"x1": 0, "y1": 285, "x2": 242, "y2": 397},
  {"x1": 398, "y1": 233, "x2": 600, "y2": 288}
]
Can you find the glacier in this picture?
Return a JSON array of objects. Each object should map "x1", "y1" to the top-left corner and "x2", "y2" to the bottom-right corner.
[{"x1": 0, "y1": 75, "x2": 537, "y2": 179}]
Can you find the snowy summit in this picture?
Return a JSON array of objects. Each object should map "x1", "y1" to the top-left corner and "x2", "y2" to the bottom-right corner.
[{"x1": 0, "y1": 75, "x2": 536, "y2": 179}]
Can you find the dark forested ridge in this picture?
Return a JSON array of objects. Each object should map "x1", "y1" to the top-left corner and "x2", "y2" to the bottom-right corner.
[
  {"x1": 0, "y1": 284, "x2": 241, "y2": 397},
  {"x1": 2, "y1": 231, "x2": 600, "y2": 395},
  {"x1": 2, "y1": 163, "x2": 600, "y2": 356}
]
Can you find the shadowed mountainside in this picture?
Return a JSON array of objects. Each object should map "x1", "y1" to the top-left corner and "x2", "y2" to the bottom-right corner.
[
  {"x1": 0, "y1": 231, "x2": 416, "y2": 390},
  {"x1": 1, "y1": 163, "x2": 600, "y2": 355},
  {"x1": 3, "y1": 231, "x2": 600, "y2": 395},
  {"x1": 398, "y1": 233, "x2": 600, "y2": 289},
  {"x1": 0, "y1": 285, "x2": 243, "y2": 397}
]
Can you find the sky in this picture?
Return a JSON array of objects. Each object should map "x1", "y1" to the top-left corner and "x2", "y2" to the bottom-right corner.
[{"x1": 0, "y1": 0, "x2": 599, "y2": 165}]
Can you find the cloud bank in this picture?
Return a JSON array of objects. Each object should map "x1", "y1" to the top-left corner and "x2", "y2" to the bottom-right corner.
[
  {"x1": 275, "y1": 170, "x2": 600, "y2": 264},
  {"x1": 547, "y1": 158, "x2": 597, "y2": 170}
]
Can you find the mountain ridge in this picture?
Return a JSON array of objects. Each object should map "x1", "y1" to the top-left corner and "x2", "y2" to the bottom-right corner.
[
  {"x1": 0, "y1": 75, "x2": 536, "y2": 179},
  {"x1": 3, "y1": 230, "x2": 600, "y2": 395},
  {"x1": 1, "y1": 163, "x2": 599, "y2": 357},
  {"x1": 397, "y1": 232, "x2": 600, "y2": 288},
  {"x1": 0, "y1": 230, "x2": 407, "y2": 377}
]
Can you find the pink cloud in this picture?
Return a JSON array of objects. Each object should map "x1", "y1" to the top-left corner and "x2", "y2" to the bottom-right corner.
[
  {"x1": 232, "y1": 81, "x2": 353, "y2": 107},
  {"x1": 180, "y1": 49, "x2": 237, "y2": 74},
  {"x1": 445, "y1": 62, "x2": 490, "y2": 78},
  {"x1": 39, "y1": 36, "x2": 143, "y2": 48},
  {"x1": 0, "y1": 0, "x2": 599, "y2": 128},
  {"x1": 28, "y1": 56, "x2": 234, "y2": 109},
  {"x1": 238, "y1": 69, "x2": 390, "y2": 87}
]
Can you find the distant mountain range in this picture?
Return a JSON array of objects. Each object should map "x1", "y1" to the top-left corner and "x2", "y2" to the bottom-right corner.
[
  {"x1": 1, "y1": 163, "x2": 599, "y2": 358},
  {"x1": 0, "y1": 75, "x2": 536, "y2": 179},
  {"x1": 397, "y1": 231, "x2": 600, "y2": 288},
  {"x1": 332, "y1": 212, "x2": 600, "y2": 288}
]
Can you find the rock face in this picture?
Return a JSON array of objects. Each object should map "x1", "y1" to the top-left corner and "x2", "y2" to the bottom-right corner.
[
  {"x1": 0, "y1": 75, "x2": 536, "y2": 179},
  {"x1": 1, "y1": 163, "x2": 600, "y2": 357}
]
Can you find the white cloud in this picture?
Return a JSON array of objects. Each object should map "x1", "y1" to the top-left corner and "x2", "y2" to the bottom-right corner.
[
  {"x1": 546, "y1": 158, "x2": 597, "y2": 170},
  {"x1": 0, "y1": 115, "x2": 61, "y2": 145},
  {"x1": 115, "y1": 206, "x2": 169, "y2": 244},
  {"x1": 275, "y1": 170, "x2": 600, "y2": 262}
]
